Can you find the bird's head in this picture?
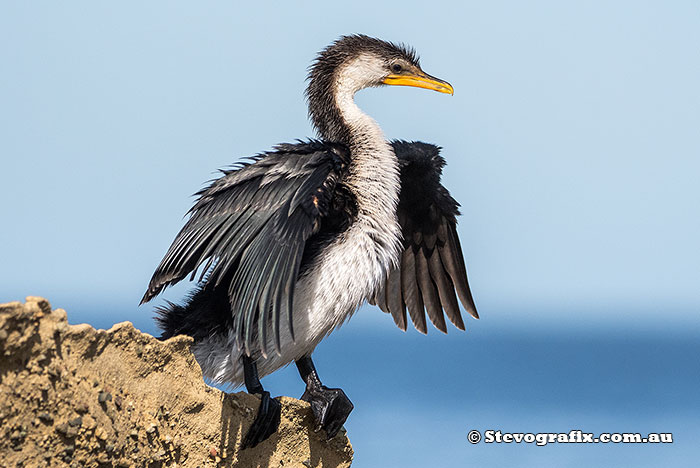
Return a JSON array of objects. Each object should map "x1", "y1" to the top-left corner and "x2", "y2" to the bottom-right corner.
[
  {"x1": 306, "y1": 34, "x2": 452, "y2": 141},
  {"x1": 308, "y1": 34, "x2": 453, "y2": 98}
]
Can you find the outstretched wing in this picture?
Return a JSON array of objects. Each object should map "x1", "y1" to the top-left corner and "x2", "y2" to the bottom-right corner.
[
  {"x1": 371, "y1": 141, "x2": 478, "y2": 333},
  {"x1": 141, "y1": 141, "x2": 351, "y2": 357}
]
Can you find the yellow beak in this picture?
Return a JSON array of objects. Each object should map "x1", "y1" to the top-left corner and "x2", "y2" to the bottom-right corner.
[{"x1": 382, "y1": 72, "x2": 454, "y2": 95}]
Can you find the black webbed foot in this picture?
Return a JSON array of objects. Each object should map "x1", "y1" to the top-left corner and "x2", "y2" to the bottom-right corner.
[
  {"x1": 301, "y1": 385, "x2": 353, "y2": 438},
  {"x1": 241, "y1": 390, "x2": 281, "y2": 449},
  {"x1": 240, "y1": 355, "x2": 281, "y2": 449},
  {"x1": 295, "y1": 355, "x2": 353, "y2": 439}
]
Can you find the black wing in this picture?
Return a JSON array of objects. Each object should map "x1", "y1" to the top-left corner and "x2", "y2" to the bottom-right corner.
[
  {"x1": 141, "y1": 140, "x2": 351, "y2": 357},
  {"x1": 371, "y1": 141, "x2": 478, "y2": 333}
]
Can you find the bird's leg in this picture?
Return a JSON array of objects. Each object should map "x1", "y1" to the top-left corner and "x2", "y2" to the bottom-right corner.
[
  {"x1": 295, "y1": 355, "x2": 353, "y2": 438},
  {"x1": 241, "y1": 355, "x2": 281, "y2": 449}
]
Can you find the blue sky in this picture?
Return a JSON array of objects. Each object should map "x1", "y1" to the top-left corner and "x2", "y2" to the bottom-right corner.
[
  {"x1": 1, "y1": 2, "x2": 699, "y2": 466},
  {"x1": 2, "y1": 1, "x2": 698, "y2": 322}
]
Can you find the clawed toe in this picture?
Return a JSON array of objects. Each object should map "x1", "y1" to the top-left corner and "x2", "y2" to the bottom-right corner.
[{"x1": 242, "y1": 391, "x2": 281, "y2": 449}]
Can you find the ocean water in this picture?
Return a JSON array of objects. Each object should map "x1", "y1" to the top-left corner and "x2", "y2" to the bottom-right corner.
[{"x1": 68, "y1": 304, "x2": 700, "y2": 468}]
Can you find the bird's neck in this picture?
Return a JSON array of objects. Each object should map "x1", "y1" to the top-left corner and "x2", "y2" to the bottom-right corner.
[
  {"x1": 308, "y1": 71, "x2": 392, "y2": 153},
  {"x1": 330, "y1": 87, "x2": 403, "y2": 273},
  {"x1": 308, "y1": 72, "x2": 400, "y2": 186},
  {"x1": 333, "y1": 87, "x2": 390, "y2": 158},
  {"x1": 307, "y1": 67, "x2": 401, "y2": 225},
  {"x1": 329, "y1": 87, "x2": 397, "y2": 203},
  {"x1": 308, "y1": 74, "x2": 403, "y2": 272}
]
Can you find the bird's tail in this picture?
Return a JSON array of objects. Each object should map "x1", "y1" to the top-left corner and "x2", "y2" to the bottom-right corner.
[
  {"x1": 153, "y1": 283, "x2": 248, "y2": 388},
  {"x1": 154, "y1": 300, "x2": 191, "y2": 340},
  {"x1": 154, "y1": 283, "x2": 232, "y2": 342}
]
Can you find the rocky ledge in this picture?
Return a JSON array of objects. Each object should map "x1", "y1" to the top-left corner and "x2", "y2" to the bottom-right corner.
[{"x1": 0, "y1": 297, "x2": 352, "y2": 468}]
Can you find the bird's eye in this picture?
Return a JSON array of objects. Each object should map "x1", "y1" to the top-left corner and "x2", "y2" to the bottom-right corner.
[{"x1": 391, "y1": 63, "x2": 403, "y2": 73}]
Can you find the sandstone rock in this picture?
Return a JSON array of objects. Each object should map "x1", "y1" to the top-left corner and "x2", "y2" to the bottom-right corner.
[{"x1": 0, "y1": 297, "x2": 353, "y2": 467}]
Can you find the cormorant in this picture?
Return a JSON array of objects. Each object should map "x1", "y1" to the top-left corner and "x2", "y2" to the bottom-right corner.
[{"x1": 141, "y1": 34, "x2": 478, "y2": 448}]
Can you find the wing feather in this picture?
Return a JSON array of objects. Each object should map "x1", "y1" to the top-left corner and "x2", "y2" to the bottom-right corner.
[
  {"x1": 401, "y1": 247, "x2": 426, "y2": 333},
  {"x1": 442, "y1": 221, "x2": 479, "y2": 319},
  {"x1": 374, "y1": 141, "x2": 478, "y2": 333},
  {"x1": 415, "y1": 246, "x2": 447, "y2": 333},
  {"x1": 142, "y1": 141, "x2": 352, "y2": 356},
  {"x1": 386, "y1": 266, "x2": 407, "y2": 331},
  {"x1": 428, "y1": 244, "x2": 464, "y2": 330}
]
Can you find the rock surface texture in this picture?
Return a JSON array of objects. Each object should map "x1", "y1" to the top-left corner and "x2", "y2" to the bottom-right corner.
[{"x1": 0, "y1": 297, "x2": 353, "y2": 468}]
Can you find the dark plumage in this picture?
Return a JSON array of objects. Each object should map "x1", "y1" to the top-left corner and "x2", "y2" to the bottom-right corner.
[
  {"x1": 372, "y1": 141, "x2": 478, "y2": 333},
  {"x1": 142, "y1": 140, "x2": 355, "y2": 357},
  {"x1": 141, "y1": 34, "x2": 478, "y2": 448}
]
